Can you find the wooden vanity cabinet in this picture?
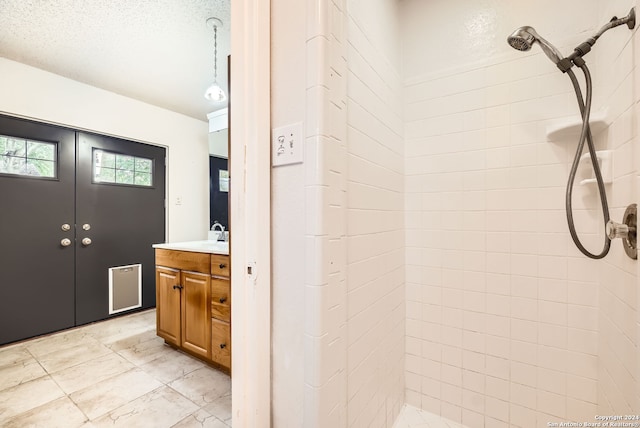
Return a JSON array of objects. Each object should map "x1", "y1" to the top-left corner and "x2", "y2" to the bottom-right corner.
[
  {"x1": 155, "y1": 248, "x2": 230, "y2": 373},
  {"x1": 155, "y1": 250, "x2": 211, "y2": 360}
]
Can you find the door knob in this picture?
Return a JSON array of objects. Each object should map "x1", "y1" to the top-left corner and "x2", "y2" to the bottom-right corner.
[
  {"x1": 81, "y1": 237, "x2": 92, "y2": 246},
  {"x1": 60, "y1": 238, "x2": 72, "y2": 247},
  {"x1": 61, "y1": 224, "x2": 71, "y2": 231}
]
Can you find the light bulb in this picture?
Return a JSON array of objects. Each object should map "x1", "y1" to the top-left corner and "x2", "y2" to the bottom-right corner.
[{"x1": 204, "y1": 82, "x2": 226, "y2": 102}]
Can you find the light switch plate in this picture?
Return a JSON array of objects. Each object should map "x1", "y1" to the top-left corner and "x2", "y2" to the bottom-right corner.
[{"x1": 272, "y1": 122, "x2": 303, "y2": 166}]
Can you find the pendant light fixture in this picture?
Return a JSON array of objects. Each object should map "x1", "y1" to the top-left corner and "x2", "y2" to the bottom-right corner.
[{"x1": 204, "y1": 17, "x2": 226, "y2": 102}]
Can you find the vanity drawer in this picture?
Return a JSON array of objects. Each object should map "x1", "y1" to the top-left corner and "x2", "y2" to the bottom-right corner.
[
  {"x1": 211, "y1": 318, "x2": 231, "y2": 368},
  {"x1": 155, "y1": 249, "x2": 210, "y2": 273},
  {"x1": 211, "y1": 254, "x2": 230, "y2": 278},
  {"x1": 211, "y1": 278, "x2": 230, "y2": 322}
]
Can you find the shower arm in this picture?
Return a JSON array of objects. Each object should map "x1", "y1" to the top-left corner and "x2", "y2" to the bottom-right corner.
[
  {"x1": 557, "y1": 7, "x2": 636, "y2": 72},
  {"x1": 594, "y1": 9, "x2": 636, "y2": 37}
]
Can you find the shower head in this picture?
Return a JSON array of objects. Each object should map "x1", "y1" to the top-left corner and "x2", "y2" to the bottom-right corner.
[
  {"x1": 507, "y1": 27, "x2": 535, "y2": 51},
  {"x1": 507, "y1": 26, "x2": 564, "y2": 65}
]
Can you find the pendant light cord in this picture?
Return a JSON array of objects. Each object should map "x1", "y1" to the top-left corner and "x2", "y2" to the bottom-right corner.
[
  {"x1": 213, "y1": 24, "x2": 218, "y2": 82},
  {"x1": 213, "y1": 25, "x2": 218, "y2": 82}
]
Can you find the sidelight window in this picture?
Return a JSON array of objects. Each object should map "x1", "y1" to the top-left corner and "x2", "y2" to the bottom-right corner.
[
  {"x1": 0, "y1": 135, "x2": 57, "y2": 178},
  {"x1": 93, "y1": 149, "x2": 153, "y2": 187}
]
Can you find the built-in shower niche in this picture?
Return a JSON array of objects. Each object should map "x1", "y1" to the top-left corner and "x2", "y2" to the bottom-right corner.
[
  {"x1": 546, "y1": 108, "x2": 613, "y2": 186},
  {"x1": 577, "y1": 150, "x2": 612, "y2": 186},
  {"x1": 546, "y1": 108, "x2": 610, "y2": 142}
]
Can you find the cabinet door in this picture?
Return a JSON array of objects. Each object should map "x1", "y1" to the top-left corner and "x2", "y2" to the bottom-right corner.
[
  {"x1": 211, "y1": 318, "x2": 231, "y2": 369},
  {"x1": 181, "y1": 271, "x2": 211, "y2": 358},
  {"x1": 156, "y1": 267, "x2": 181, "y2": 345}
]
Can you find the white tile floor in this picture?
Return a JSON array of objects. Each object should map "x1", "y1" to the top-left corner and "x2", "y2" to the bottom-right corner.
[
  {"x1": 393, "y1": 404, "x2": 470, "y2": 428},
  {"x1": 0, "y1": 309, "x2": 231, "y2": 428}
]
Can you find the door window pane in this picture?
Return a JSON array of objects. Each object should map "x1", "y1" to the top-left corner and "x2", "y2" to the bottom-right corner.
[
  {"x1": 27, "y1": 141, "x2": 56, "y2": 161},
  {"x1": 135, "y1": 158, "x2": 152, "y2": 173},
  {"x1": 99, "y1": 151, "x2": 116, "y2": 168},
  {"x1": 95, "y1": 166, "x2": 116, "y2": 183},
  {"x1": 116, "y1": 169, "x2": 134, "y2": 185},
  {"x1": 93, "y1": 149, "x2": 153, "y2": 187},
  {"x1": 116, "y1": 155, "x2": 135, "y2": 171},
  {"x1": 134, "y1": 171, "x2": 152, "y2": 186},
  {"x1": 0, "y1": 135, "x2": 57, "y2": 178}
]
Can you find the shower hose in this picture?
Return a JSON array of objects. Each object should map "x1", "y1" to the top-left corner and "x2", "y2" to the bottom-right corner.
[{"x1": 564, "y1": 64, "x2": 611, "y2": 259}]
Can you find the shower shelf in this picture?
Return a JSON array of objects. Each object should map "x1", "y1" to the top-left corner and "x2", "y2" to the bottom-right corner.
[
  {"x1": 546, "y1": 108, "x2": 610, "y2": 142},
  {"x1": 578, "y1": 150, "x2": 612, "y2": 186}
]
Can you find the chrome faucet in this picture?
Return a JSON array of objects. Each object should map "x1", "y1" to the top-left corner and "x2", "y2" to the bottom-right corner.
[{"x1": 211, "y1": 221, "x2": 226, "y2": 241}]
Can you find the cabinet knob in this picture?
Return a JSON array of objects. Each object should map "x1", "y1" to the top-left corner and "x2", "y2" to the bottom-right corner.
[
  {"x1": 173, "y1": 284, "x2": 183, "y2": 290},
  {"x1": 219, "y1": 297, "x2": 227, "y2": 304},
  {"x1": 219, "y1": 263, "x2": 226, "y2": 269},
  {"x1": 220, "y1": 343, "x2": 227, "y2": 349}
]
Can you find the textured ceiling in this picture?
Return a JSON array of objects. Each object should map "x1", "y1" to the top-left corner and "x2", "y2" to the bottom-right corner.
[{"x1": 0, "y1": 0, "x2": 230, "y2": 120}]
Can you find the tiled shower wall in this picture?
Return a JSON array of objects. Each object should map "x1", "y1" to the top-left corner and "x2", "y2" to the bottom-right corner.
[
  {"x1": 301, "y1": 0, "x2": 406, "y2": 426},
  {"x1": 595, "y1": 0, "x2": 640, "y2": 415},
  {"x1": 302, "y1": 0, "x2": 349, "y2": 424},
  {"x1": 401, "y1": 0, "x2": 638, "y2": 426},
  {"x1": 345, "y1": 0, "x2": 405, "y2": 426},
  {"x1": 295, "y1": 0, "x2": 638, "y2": 426}
]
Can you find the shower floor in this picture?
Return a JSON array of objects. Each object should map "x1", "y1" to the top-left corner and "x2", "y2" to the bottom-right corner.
[{"x1": 393, "y1": 404, "x2": 469, "y2": 428}]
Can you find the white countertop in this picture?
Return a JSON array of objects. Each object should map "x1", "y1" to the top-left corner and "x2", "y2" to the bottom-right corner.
[{"x1": 153, "y1": 240, "x2": 229, "y2": 255}]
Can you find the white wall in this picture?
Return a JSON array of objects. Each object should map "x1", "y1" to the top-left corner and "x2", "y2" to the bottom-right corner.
[
  {"x1": 271, "y1": 0, "x2": 639, "y2": 425},
  {"x1": 593, "y1": 0, "x2": 640, "y2": 416},
  {"x1": 272, "y1": 0, "x2": 404, "y2": 427},
  {"x1": 346, "y1": 0, "x2": 405, "y2": 426},
  {"x1": 270, "y1": 0, "x2": 307, "y2": 426},
  {"x1": 271, "y1": 0, "x2": 405, "y2": 426},
  {"x1": 301, "y1": 0, "x2": 350, "y2": 424},
  {"x1": 0, "y1": 57, "x2": 209, "y2": 242},
  {"x1": 400, "y1": 0, "x2": 638, "y2": 426},
  {"x1": 401, "y1": 0, "x2": 600, "y2": 79}
]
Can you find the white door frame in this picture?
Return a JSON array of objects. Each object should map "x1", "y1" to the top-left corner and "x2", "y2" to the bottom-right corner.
[{"x1": 230, "y1": 0, "x2": 271, "y2": 426}]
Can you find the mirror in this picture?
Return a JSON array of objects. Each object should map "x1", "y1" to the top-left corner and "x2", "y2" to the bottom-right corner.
[{"x1": 208, "y1": 108, "x2": 229, "y2": 240}]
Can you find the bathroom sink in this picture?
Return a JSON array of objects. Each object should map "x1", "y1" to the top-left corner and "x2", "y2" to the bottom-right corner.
[{"x1": 152, "y1": 240, "x2": 229, "y2": 255}]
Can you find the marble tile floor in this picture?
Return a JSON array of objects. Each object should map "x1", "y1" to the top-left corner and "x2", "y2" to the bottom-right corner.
[
  {"x1": 0, "y1": 309, "x2": 231, "y2": 428},
  {"x1": 393, "y1": 404, "x2": 470, "y2": 428}
]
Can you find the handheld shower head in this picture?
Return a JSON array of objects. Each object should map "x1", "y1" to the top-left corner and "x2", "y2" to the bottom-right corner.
[
  {"x1": 507, "y1": 26, "x2": 564, "y2": 64},
  {"x1": 507, "y1": 9, "x2": 636, "y2": 260},
  {"x1": 507, "y1": 27, "x2": 535, "y2": 51}
]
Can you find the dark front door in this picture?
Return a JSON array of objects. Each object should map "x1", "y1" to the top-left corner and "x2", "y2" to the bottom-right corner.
[
  {"x1": 0, "y1": 117, "x2": 76, "y2": 344},
  {"x1": 75, "y1": 132, "x2": 165, "y2": 325},
  {"x1": 0, "y1": 116, "x2": 166, "y2": 344}
]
